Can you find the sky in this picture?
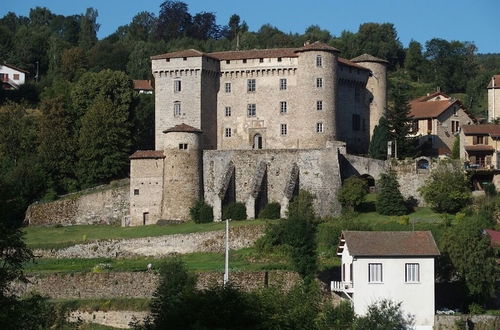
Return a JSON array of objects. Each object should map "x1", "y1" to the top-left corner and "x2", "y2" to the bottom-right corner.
[{"x1": 1, "y1": 0, "x2": 499, "y2": 54}]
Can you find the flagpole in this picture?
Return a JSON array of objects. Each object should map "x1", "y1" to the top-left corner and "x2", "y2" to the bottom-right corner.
[{"x1": 224, "y1": 219, "x2": 229, "y2": 285}]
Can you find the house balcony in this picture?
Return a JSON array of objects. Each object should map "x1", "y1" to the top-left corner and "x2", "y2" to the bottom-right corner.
[{"x1": 330, "y1": 281, "x2": 354, "y2": 294}]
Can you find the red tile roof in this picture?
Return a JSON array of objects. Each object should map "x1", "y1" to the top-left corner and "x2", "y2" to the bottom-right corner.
[
  {"x1": 163, "y1": 123, "x2": 202, "y2": 134},
  {"x1": 351, "y1": 54, "x2": 389, "y2": 64},
  {"x1": 133, "y1": 80, "x2": 153, "y2": 91},
  {"x1": 462, "y1": 124, "x2": 500, "y2": 136},
  {"x1": 410, "y1": 99, "x2": 456, "y2": 119},
  {"x1": 295, "y1": 41, "x2": 339, "y2": 53},
  {"x1": 151, "y1": 49, "x2": 218, "y2": 60},
  {"x1": 130, "y1": 150, "x2": 165, "y2": 159},
  {"x1": 484, "y1": 229, "x2": 500, "y2": 247},
  {"x1": 464, "y1": 145, "x2": 494, "y2": 152},
  {"x1": 339, "y1": 231, "x2": 440, "y2": 257},
  {"x1": 487, "y1": 75, "x2": 500, "y2": 89},
  {"x1": 338, "y1": 58, "x2": 370, "y2": 71}
]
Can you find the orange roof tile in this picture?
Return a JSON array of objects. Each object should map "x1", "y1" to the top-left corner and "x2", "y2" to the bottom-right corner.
[
  {"x1": 351, "y1": 54, "x2": 388, "y2": 64},
  {"x1": 487, "y1": 75, "x2": 500, "y2": 89},
  {"x1": 464, "y1": 145, "x2": 494, "y2": 152},
  {"x1": 133, "y1": 80, "x2": 153, "y2": 91},
  {"x1": 338, "y1": 58, "x2": 370, "y2": 71},
  {"x1": 410, "y1": 99, "x2": 456, "y2": 119},
  {"x1": 163, "y1": 123, "x2": 202, "y2": 134},
  {"x1": 130, "y1": 150, "x2": 165, "y2": 159},
  {"x1": 210, "y1": 48, "x2": 298, "y2": 61},
  {"x1": 462, "y1": 124, "x2": 500, "y2": 136}
]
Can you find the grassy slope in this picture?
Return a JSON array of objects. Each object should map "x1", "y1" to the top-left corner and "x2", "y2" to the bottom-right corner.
[{"x1": 24, "y1": 219, "x2": 266, "y2": 250}]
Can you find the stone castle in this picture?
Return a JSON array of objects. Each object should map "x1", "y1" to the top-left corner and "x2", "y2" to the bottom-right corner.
[{"x1": 129, "y1": 42, "x2": 388, "y2": 226}]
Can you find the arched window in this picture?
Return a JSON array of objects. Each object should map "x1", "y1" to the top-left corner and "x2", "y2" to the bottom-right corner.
[{"x1": 253, "y1": 134, "x2": 263, "y2": 149}]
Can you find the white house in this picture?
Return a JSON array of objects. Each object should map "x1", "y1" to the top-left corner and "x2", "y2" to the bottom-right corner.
[
  {"x1": 332, "y1": 231, "x2": 440, "y2": 330},
  {"x1": 0, "y1": 63, "x2": 28, "y2": 90}
]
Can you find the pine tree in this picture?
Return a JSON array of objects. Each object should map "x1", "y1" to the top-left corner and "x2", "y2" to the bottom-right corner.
[
  {"x1": 369, "y1": 116, "x2": 389, "y2": 160},
  {"x1": 376, "y1": 171, "x2": 407, "y2": 215},
  {"x1": 451, "y1": 136, "x2": 460, "y2": 159}
]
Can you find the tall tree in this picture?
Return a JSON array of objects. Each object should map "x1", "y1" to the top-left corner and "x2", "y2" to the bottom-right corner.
[
  {"x1": 128, "y1": 11, "x2": 157, "y2": 42},
  {"x1": 126, "y1": 41, "x2": 166, "y2": 79},
  {"x1": 404, "y1": 40, "x2": 426, "y2": 81},
  {"x1": 78, "y1": 8, "x2": 99, "y2": 50},
  {"x1": 376, "y1": 171, "x2": 407, "y2": 216},
  {"x1": 369, "y1": 116, "x2": 389, "y2": 160},
  {"x1": 155, "y1": 0, "x2": 191, "y2": 41},
  {"x1": 189, "y1": 12, "x2": 220, "y2": 40}
]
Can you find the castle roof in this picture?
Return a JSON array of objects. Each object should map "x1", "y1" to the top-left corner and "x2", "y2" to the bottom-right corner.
[
  {"x1": 338, "y1": 58, "x2": 370, "y2": 71},
  {"x1": 294, "y1": 41, "x2": 339, "y2": 53},
  {"x1": 350, "y1": 54, "x2": 389, "y2": 64},
  {"x1": 210, "y1": 48, "x2": 298, "y2": 60},
  {"x1": 130, "y1": 150, "x2": 165, "y2": 159},
  {"x1": 338, "y1": 231, "x2": 440, "y2": 257},
  {"x1": 151, "y1": 49, "x2": 218, "y2": 60},
  {"x1": 487, "y1": 75, "x2": 500, "y2": 89},
  {"x1": 132, "y1": 80, "x2": 153, "y2": 91},
  {"x1": 163, "y1": 123, "x2": 202, "y2": 134}
]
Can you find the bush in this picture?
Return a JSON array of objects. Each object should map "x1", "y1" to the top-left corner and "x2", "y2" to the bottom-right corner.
[
  {"x1": 189, "y1": 200, "x2": 214, "y2": 223},
  {"x1": 222, "y1": 202, "x2": 247, "y2": 220},
  {"x1": 353, "y1": 299, "x2": 414, "y2": 330},
  {"x1": 338, "y1": 176, "x2": 368, "y2": 212},
  {"x1": 376, "y1": 171, "x2": 408, "y2": 216},
  {"x1": 419, "y1": 160, "x2": 471, "y2": 213},
  {"x1": 258, "y1": 202, "x2": 281, "y2": 219},
  {"x1": 287, "y1": 190, "x2": 315, "y2": 220},
  {"x1": 468, "y1": 303, "x2": 485, "y2": 315}
]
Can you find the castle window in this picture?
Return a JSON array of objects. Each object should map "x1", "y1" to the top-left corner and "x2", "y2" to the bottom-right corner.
[
  {"x1": 280, "y1": 78, "x2": 287, "y2": 90},
  {"x1": 277, "y1": 57, "x2": 282, "y2": 62},
  {"x1": 451, "y1": 120, "x2": 460, "y2": 134},
  {"x1": 316, "y1": 78, "x2": 323, "y2": 88},
  {"x1": 316, "y1": 122, "x2": 324, "y2": 133},
  {"x1": 225, "y1": 106, "x2": 232, "y2": 117},
  {"x1": 166, "y1": 58, "x2": 170, "y2": 62},
  {"x1": 225, "y1": 128, "x2": 232, "y2": 138},
  {"x1": 259, "y1": 58, "x2": 264, "y2": 63},
  {"x1": 247, "y1": 79, "x2": 256, "y2": 92},
  {"x1": 247, "y1": 103, "x2": 256, "y2": 117},
  {"x1": 173, "y1": 102, "x2": 181, "y2": 117},
  {"x1": 316, "y1": 100, "x2": 323, "y2": 111},
  {"x1": 243, "y1": 59, "x2": 247, "y2": 63},
  {"x1": 225, "y1": 82, "x2": 231, "y2": 93},
  {"x1": 352, "y1": 114, "x2": 361, "y2": 131},
  {"x1": 316, "y1": 55, "x2": 323, "y2": 67},
  {"x1": 178, "y1": 143, "x2": 188, "y2": 150},
  {"x1": 280, "y1": 101, "x2": 287, "y2": 114},
  {"x1": 134, "y1": 189, "x2": 139, "y2": 195},
  {"x1": 183, "y1": 57, "x2": 187, "y2": 61},
  {"x1": 226, "y1": 60, "x2": 230, "y2": 64},
  {"x1": 174, "y1": 80, "x2": 181, "y2": 92},
  {"x1": 281, "y1": 124, "x2": 287, "y2": 135}
]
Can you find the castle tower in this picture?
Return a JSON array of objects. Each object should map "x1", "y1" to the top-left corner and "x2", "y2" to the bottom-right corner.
[
  {"x1": 295, "y1": 42, "x2": 340, "y2": 147},
  {"x1": 351, "y1": 54, "x2": 388, "y2": 139},
  {"x1": 488, "y1": 75, "x2": 500, "y2": 122},
  {"x1": 161, "y1": 124, "x2": 202, "y2": 221}
]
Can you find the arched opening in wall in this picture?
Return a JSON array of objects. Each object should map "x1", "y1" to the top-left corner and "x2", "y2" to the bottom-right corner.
[
  {"x1": 253, "y1": 134, "x2": 263, "y2": 150},
  {"x1": 254, "y1": 169, "x2": 268, "y2": 218},
  {"x1": 416, "y1": 158, "x2": 430, "y2": 172},
  {"x1": 360, "y1": 174, "x2": 375, "y2": 193},
  {"x1": 222, "y1": 170, "x2": 236, "y2": 209}
]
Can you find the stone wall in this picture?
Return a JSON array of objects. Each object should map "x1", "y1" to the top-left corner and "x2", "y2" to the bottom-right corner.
[
  {"x1": 12, "y1": 271, "x2": 300, "y2": 299},
  {"x1": 434, "y1": 314, "x2": 500, "y2": 330},
  {"x1": 389, "y1": 160, "x2": 431, "y2": 206},
  {"x1": 69, "y1": 310, "x2": 149, "y2": 329},
  {"x1": 25, "y1": 180, "x2": 130, "y2": 226}
]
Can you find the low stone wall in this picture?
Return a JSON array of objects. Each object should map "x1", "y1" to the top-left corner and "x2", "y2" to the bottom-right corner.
[
  {"x1": 69, "y1": 310, "x2": 149, "y2": 329},
  {"x1": 434, "y1": 314, "x2": 500, "y2": 330},
  {"x1": 389, "y1": 160, "x2": 431, "y2": 206},
  {"x1": 12, "y1": 271, "x2": 300, "y2": 299},
  {"x1": 25, "y1": 179, "x2": 130, "y2": 226},
  {"x1": 34, "y1": 225, "x2": 264, "y2": 258}
]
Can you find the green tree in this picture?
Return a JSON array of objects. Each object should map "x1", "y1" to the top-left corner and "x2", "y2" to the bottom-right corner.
[
  {"x1": 441, "y1": 215, "x2": 497, "y2": 304},
  {"x1": 126, "y1": 41, "x2": 167, "y2": 79},
  {"x1": 0, "y1": 103, "x2": 37, "y2": 162},
  {"x1": 405, "y1": 40, "x2": 426, "y2": 81},
  {"x1": 77, "y1": 97, "x2": 131, "y2": 187},
  {"x1": 131, "y1": 93, "x2": 155, "y2": 150},
  {"x1": 338, "y1": 176, "x2": 368, "y2": 212},
  {"x1": 127, "y1": 11, "x2": 157, "y2": 42},
  {"x1": 60, "y1": 47, "x2": 88, "y2": 81},
  {"x1": 155, "y1": 0, "x2": 192, "y2": 41},
  {"x1": 419, "y1": 160, "x2": 470, "y2": 213},
  {"x1": 451, "y1": 135, "x2": 460, "y2": 159},
  {"x1": 78, "y1": 8, "x2": 99, "y2": 50},
  {"x1": 376, "y1": 171, "x2": 407, "y2": 216},
  {"x1": 88, "y1": 40, "x2": 130, "y2": 72},
  {"x1": 354, "y1": 299, "x2": 414, "y2": 330},
  {"x1": 369, "y1": 116, "x2": 389, "y2": 160}
]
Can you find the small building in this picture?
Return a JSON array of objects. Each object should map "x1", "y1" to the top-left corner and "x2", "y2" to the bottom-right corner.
[
  {"x1": 484, "y1": 229, "x2": 500, "y2": 248},
  {"x1": 460, "y1": 124, "x2": 500, "y2": 169},
  {"x1": 133, "y1": 79, "x2": 154, "y2": 94},
  {"x1": 0, "y1": 63, "x2": 29, "y2": 90},
  {"x1": 332, "y1": 230, "x2": 440, "y2": 330},
  {"x1": 487, "y1": 75, "x2": 500, "y2": 122},
  {"x1": 409, "y1": 91, "x2": 474, "y2": 156}
]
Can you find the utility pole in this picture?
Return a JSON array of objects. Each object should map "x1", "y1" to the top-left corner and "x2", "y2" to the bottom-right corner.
[
  {"x1": 223, "y1": 219, "x2": 229, "y2": 285},
  {"x1": 35, "y1": 61, "x2": 39, "y2": 82}
]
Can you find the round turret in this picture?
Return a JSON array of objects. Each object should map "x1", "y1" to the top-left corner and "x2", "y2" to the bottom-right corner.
[
  {"x1": 161, "y1": 123, "x2": 202, "y2": 221},
  {"x1": 351, "y1": 54, "x2": 388, "y2": 140}
]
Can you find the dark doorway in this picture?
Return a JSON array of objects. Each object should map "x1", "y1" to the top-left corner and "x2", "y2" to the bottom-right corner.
[
  {"x1": 143, "y1": 212, "x2": 149, "y2": 226},
  {"x1": 253, "y1": 134, "x2": 263, "y2": 149},
  {"x1": 254, "y1": 170, "x2": 268, "y2": 217},
  {"x1": 222, "y1": 170, "x2": 236, "y2": 208}
]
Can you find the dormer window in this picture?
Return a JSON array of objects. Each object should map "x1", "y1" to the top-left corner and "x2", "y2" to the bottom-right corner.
[{"x1": 226, "y1": 60, "x2": 230, "y2": 64}]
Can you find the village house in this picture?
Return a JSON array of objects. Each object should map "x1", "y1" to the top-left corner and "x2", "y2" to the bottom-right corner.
[
  {"x1": 460, "y1": 124, "x2": 500, "y2": 169},
  {"x1": 0, "y1": 63, "x2": 29, "y2": 90},
  {"x1": 409, "y1": 91, "x2": 474, "y2": 156},
  {"x1": 132, "y1": 79, "x2": 154, "y2": 94},
  {"x1": 487, "y1": 75, "x2": 500, "y2": 122},
  {"x1": 332, "y1": 230, "x2": 440, "y2": 330}
]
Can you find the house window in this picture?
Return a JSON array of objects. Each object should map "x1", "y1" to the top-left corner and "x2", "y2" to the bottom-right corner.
[
  {"x1": 316, "y1": 78, "x2": 323, "y2": 88},
  {"x1": 247, "y1": 103, "x2": 256, "y2": 117},
  {"x1": 225, "y1": 82, "x2": 231, "y2": 93},
  {"x1": 280, "y1": 101, "x2": 287, "y2": 114},
  {"x1": 352, "y1": 114, "x2": 361, "y2": 131},
  {"x1": 281, "y1": 124, "x2": 287, "y2": 135},
  {"x1": 368, "y1": 263, "x2": 383, "y2": 283},
  {"x1": 316, "y1": 55, "x2": 323, "y2": 67},
  {"x1": 316, "y1": 100, "x2": 323, "y2": 111},
  {"x1": 474, "y1": 136, "x2": 485, "y2": 145},
  {"x1": 134, "y1": 189, "x2": 139, "y2": 196},
  {"x1": 225, "y1": 106, "x2": 231, "y2": 117},
  {"x1": 411, "y1": 121, "x2": 419, "y2": 133},
  {"x1": 174, "y1": 80, "x2": 181, "y2": 92},
  {"x1": 173, "y1": 102, "x2": 181, "y2": 117},
  {"x1": 13, "y1": 74, "x2": 19, "y2": 80},
  {"x1": 451, "y1": 120, "x2": 460, "y2": 134},
  {"x1": 178, "y1": 143, "x2": 188, "y2": 150},
  {"x1": 247, "y1": 79, "x2": 256, "y2": 92},
  {"x1": 0, "y1": 73, "x2": 7, "y2": 82},
  {"x1": 405, "y1": 263, "x2": 420, "y2": 283},
  {"x1": 280, "y1": 78, "x2": 287, "y2": 90},
  {"x1": 225, "y1": 128, "x2": 232, "y2": 138},
  {"x1": 316, "y1": 122, "x2": 324, "y2": 133}
]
